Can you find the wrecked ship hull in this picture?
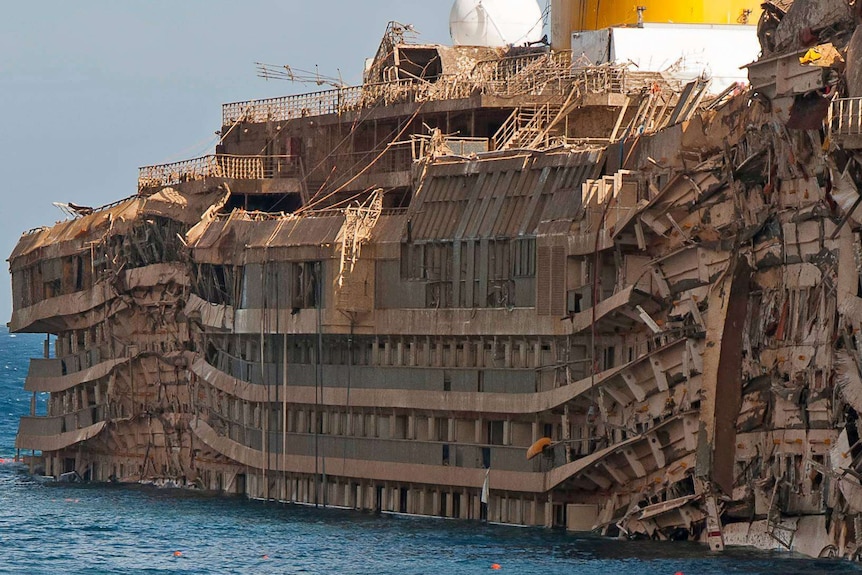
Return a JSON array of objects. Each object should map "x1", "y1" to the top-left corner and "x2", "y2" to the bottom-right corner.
[{"x1": 10, "y1": 1, "x2": 862, "y2": 560}]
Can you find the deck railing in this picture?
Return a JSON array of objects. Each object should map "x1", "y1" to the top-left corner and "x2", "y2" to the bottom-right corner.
[
  {"x1": 222, "y1": 79, "x2": 459, "y2": 125},
  {"x1": 580, "y1": 66, "x2": 628, "y2": 94},
  {"x1": 222, "y1": 78, "x2": 485, "y2": 125},
  {"x1": 477, "y1": 51, "x2": 575, "y2": 96},
  {"x1": 223, "y1": 87, "x2": 357, "y2": 125},
  {"x1": 222, "y1": 52, "x2": 579, "y2": 125},
  {"x1": 480, "y1": 51, "x2": 573, "y2": 83},
  {"x1": 410, "y1": 135, "x2": 490, "y2": 159},
  {"x1": 219, "y1": 55, "x2": 680, "y2": 128},
  {"x1": 829, "y1": 97, "x2": 862, "y2": 141},
  {"x1": 138, "y1": 154, "x2": 302, "y2": 190}
]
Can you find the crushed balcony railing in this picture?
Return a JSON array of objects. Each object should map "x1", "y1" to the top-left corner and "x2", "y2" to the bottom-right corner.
[
  {"x1": 478, "y1": 51, "x2": 573, "y2": 83},
  {"x1": 476, "y1": 51, "x2": 575, "y2": 96},
  {"x1": 22, "y1": 194, "x2": 139, "y2": 234},
  {"x1": 138, "y1": 154, "x2": 303, "y2": 190},
  {"x1": 577, "y1": 65, "x2": 679, "y2": 96},
  {"x1": 829, "y1": 97, "x2": 862, "y2": 145}
]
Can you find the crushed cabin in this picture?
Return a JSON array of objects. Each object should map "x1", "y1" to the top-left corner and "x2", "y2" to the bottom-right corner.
[{"x1": 11, "y1": 0, "x2": 862, "y2": 560}]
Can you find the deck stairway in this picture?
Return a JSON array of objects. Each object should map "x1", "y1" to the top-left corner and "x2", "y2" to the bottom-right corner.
[{"x1": 493, "y1": 104, "x2": 563, "y2": 151}]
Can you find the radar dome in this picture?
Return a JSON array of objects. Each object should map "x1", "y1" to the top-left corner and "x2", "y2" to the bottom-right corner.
[{"x1": 450, "y1": 0, "x2": 544, "y2": 47}]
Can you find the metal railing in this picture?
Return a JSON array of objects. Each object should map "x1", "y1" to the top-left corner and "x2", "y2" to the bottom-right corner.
[
  {"x1": 222, "y1": 78, "x2": 479, "y2": 125},
  {"x1": 483, "y1": 51, "x2": 573, "y2": 82},
  {"x1": 576, "y1": 66, "x2": 673, "y2": 96},
  {"x1": 138, "y1": 154, "x2": 302, "y2": 190},
  {"x1": 219, "y1": 54, "x2": 685, "y2": 130},
  {"x1": 492, "y1": 104, "x2": 561, "y2": 150},
  {"x1": 492, "y1": 108, "x2": 522, "y2": 151},
  {"x1": 580, "y1": 66, "x2": 628, "y2": 94},
  {"x1": 223, "y1": 86, "x2": 357, "y2": 125},
  {"x1": 477, "y1": 51, "x2": 574, "y2": 96},
  {"x1": 222, "y1": 52, "x2": 578, "y2": 126},
  {"x1": 22, "y1": 194, "x2": 139, "y2": 233},
  {"x1": 829, "y1": 97, "x2": 862, "y2": 140},
  {"x1": 410, "y1": 135, "x2": 489, "y2": 159},
  {"x1": 221, "y1": 57, "x2": 685, "y2": 131}
]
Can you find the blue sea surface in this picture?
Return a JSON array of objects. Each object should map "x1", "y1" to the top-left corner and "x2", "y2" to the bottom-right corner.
[{"x1": 0, "y1": 328, "x2": 860, "y2": 574}]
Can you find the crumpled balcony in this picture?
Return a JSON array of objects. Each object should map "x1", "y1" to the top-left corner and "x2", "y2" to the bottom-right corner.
[
  {"x1": 16, "y1": 407, "x2": 108, "y2": 452},
  {"x1": 829, "y1": 97, "x2": 862, "y2": 149}
]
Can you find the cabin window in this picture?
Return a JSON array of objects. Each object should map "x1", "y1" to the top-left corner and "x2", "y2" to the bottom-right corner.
[
  {"x1": 395, "y1": 47, "x2": 443, "y2": 82},
  {"x1": 512, "y1": 238, "x2": 536, "y2": 277}
]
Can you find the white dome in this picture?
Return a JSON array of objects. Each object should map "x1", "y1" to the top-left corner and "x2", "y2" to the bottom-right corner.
[{"x1": 450, "y1": 0, "x2": 544, "y2": 47}]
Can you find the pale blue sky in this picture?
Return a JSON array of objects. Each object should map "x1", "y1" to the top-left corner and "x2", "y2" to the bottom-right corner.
[{"x1": 0, "y1": 1, "x2": 547, "y2": 323}]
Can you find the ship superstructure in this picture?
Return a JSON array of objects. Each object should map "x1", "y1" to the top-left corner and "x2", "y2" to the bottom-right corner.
[{"x1": 10, "y1": 0, "x2": 862, "y2": 559}]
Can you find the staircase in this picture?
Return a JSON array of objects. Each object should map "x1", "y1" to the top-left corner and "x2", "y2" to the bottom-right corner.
[{"x1": 493, "y1": 104, "x2": 562, "y2": 151}]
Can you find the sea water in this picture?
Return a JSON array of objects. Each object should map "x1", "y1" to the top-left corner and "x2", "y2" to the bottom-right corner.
[{"x1": 0, "y1": 328, "x2": 860, "y2": 574}]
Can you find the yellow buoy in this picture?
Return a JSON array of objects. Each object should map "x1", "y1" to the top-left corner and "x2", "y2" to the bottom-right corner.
[{"x1": 526, "y1": 437, "x2": 553, "y2": 460}]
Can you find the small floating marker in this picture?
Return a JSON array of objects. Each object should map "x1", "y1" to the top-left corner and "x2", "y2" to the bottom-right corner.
[
  {"x1": 262, "y1": 555, "x2": 270, "y2": 560},
  {"x1": 675, "y1": 572, "x2": 684, "y2": 575},
  {"x1": 491, "y1": 564, "x2": 502, "y2": 570},
  {"x1": 173, "y1": 551, "x2": 183, "y2": 557}
]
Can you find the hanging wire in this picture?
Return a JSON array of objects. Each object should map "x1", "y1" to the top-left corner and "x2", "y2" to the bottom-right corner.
[{"x1": 294, "y1": 104, "x2": 425, "y2": 214}]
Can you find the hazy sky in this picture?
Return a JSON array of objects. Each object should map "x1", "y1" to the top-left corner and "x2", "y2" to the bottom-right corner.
[{"x1": 0, "y1": 1, "x2": 549, "y2": 324}]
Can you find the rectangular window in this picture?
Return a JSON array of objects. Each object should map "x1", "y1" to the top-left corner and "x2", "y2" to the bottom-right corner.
[
  {"x1": 290, "y1": 262, "x2": 321, "y2": 309},
  {"x1": 488, "y1": 421, "x2": 505, "y2": 445},
  {"x1": 401, "y1": 243, "x2": 426, "y2": 281},
  {"x1": 512, "y1": 238, "x2": 536, "y2": 277}
]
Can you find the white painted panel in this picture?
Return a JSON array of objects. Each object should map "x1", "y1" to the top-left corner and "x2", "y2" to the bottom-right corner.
[{"x1": 572, "y1": 24, "x2": 761, "y2": 92}]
